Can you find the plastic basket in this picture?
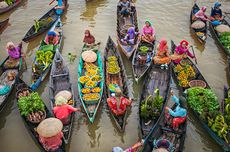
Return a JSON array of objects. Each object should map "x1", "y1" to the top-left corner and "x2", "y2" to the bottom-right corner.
[{"x1": 189, "y1": 80, "x2": 206, "y2": 88}]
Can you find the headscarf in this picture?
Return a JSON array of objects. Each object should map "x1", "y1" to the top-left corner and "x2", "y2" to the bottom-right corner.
[
  {"x1": 6, "y1": 42, "x2": 15, "y2": 50},
  {"x1": 201, "y1": 6, "x2": 207, "y2": 12},
  {"x1": 127, "y1": 27, "x2": 135, "y2": 39},
  {"x1": 158, "y1": 38, "x2": 168, "y2": 51},
  {"x1": 180, "y1": 40, "x2": 189, "y2": 46},
  {"x1": 214, "y1": 2, "x2": 221, "y2": 8},
  {"x1": 48, "y1": 31, "x2": 57, "y2": 37},
  {"x1": 83, "y1": 30, "x2": 95, "y2": 44},
  {"x1": 145, "y1": 19, "x2": 152, "y2": 26}
]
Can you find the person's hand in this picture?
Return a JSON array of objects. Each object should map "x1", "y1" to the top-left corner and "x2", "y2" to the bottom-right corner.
[
  {"x1": 76, "y1": 108, "x2": 81, "y2": 112},
  {"x1": 165, "y1": 107, "x2": 170, "y2": 111},
  {"x1": 19, "y1": 42, "x2": 22, "y2": 47},
  {"x1": 170, "y1": 90, "x2": 174, "y2": 96}
]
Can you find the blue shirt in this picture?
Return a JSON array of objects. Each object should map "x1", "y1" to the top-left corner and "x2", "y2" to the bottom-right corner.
[
  {"x1": 168, "y1": 95, "x2": 187, "y2": 117},
  {"x1": 211, "y1": 8, "x2": 222, "y2": 18}
]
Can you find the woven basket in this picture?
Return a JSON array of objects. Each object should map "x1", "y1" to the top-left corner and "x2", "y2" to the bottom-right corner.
[{"x1": 189, "y1": 80, "x2": 206, "y2": 88}]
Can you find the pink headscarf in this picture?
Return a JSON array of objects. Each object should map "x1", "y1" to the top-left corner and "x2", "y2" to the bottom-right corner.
[
  {"x1": 195, "y1": 6, "x2": 208, "y2": 21},
  {"x1": 158, "y1": 39, "x2": 168, "y2": 51}
]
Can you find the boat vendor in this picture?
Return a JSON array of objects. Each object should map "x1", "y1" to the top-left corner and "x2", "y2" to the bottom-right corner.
[
  {"x1": 118, "y1": 0, "x2": 131, "y2": 17},
  {"x1": 210, "y1": 2, "x2": 223, "y2": 22},
  {"x1": 165, "y1": 91, "x2": 187, "y2": 129},
  {"x1": 153, "y1": 138, "x2": 173, "y2": 152},
  {"x1": 107, "y1": 86, "x2": 132, "y2": 116},
  {"x1": 112, "y1": 140, "x2": 144, "y2": 152},
  {"x1": 83, "y1": 30, "x2": 95, "y2": 46},
  {"x1": 6, "y1": 42, "x2": 22, "y2": 60},
  {"x1": 153, "y1": 38, "x2": 171, "y2": 68},
  {"x1": 53, "y1": 96, "x2": 80, "y2": 124},
  {"x1": 121, "y1": 27, "x2": 138, "y2": 45},
  {"x1": 171, "y1": 40, "x2": 194, "y2": 64},
  {"x1": 49, "y1": 0, "x2": 66, "y2": 15},
  {"x1": 37, "y1": 118, "x2": 63, "y2": 151},
  {"x1": 45, "y1": 31, "x2": 59, "y2": 45},
  {"x1": 141, "y1": 19, "x2": 155, "y2": 44},
  {"x1": 194, "y1": 6, "x2": 209, "y2": 22}
]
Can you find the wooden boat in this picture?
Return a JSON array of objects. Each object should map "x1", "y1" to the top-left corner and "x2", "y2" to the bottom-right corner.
[
  {"x1": 104, "y1": 36, "x2": 131, "y2": 131},
  {"x1": 172, "y1": 41, "x2": 230, "y2": 151},
  {"x1": 49, "y1": 51, "x2": 75, "y2": 144},
  {"x1": 116, "y1": 1, "x2": 139, "y2": 59},
  {"x1": 30, "y1": 17, "x2": 63, "y2": 91},
  {"x1": 22, "y1": 0, "x2": 68, "y2": 42},
  {"x1": 77, "y1": 45, "x2": 104, "y2": 123},
  {"x1": 138, "y1": 61, "x2": 171, "y2": 138},
  {"x1": 132, "y1": 41, "x2": 155, "y2": 82},
  {"x1": 0, "y1": 0, "x2": 22, "y2": 15},
  {"x1": 0, "y1": 56, "x2": 22, "y2": 112},
  {"x1": 171, "y1": 40, "x2": 210, "y2": 93},
  {"x1": 142, "y1": 87, "x2": 187, "y2": 152},
  {"x1": 190, "y1": 3, "x2": 207, "y2": 43},
  {"x1": 15, "y1": 79, "x2": 65, "y2": 152},
  {"x1": 0, "y1": 18, "x2": 9, "y2": 33},
  {"x1": 209, "y1": 18, "x2": 230, "y2": 56},
  {"x1": 228, "y1": 57, "x2": 230, "y2": 77}
]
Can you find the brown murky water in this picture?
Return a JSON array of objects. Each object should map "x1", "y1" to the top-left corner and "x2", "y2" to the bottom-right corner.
[{"x1": 0, "y1": 0, "x2": 230, "y2": 152}]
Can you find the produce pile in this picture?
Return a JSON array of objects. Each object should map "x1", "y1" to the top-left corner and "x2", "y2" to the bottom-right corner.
[
  {"x1": 174, "y1": 60, "x2": 196, "y2": 87},
  {"x1": 18, "y1": 91, "x2": 46, "y2": 123},
  {"x1": 107, "y1": 56, "x2": 120, "y2": 75},
  {"x1": 34, "y1": 18, "x2": 54, "y2": 33},
  {"x1": 139, "y1": 46, "x2": 149, "y2": 54},
  {"x1": 187, "y1": 87, "x2": 230, "y2": 143},
  {"x1": 140, "y1": 89, "x2": 163, "y2": 120},
  {"x1": 219, "y1": 32, "x2": 230, "y2": 53},
  {"x1": 79, "y1": 62, "x2": 102, "y2": 102},
  {"x1": 34, "y1": 50, "x2": 54, "y2": 71}
]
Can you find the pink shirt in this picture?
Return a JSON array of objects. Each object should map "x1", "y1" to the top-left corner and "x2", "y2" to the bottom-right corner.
[
  {"x1": 53, "y1": 104, "x2": 77, "y2": 120},
  {"x1": 142, "y1": 26, "x2": 155, "y2": 36},
  {"x1": 39, "y1": 132, "x2": 63, "y2": 151}
]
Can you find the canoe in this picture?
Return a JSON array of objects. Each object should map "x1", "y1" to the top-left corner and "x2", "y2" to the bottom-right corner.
[
  {"x1": 15, "y1": 78, "x2": 65, "y2": 152},
  {"x1": 0, "y1": 0, "x2": 22, "y2": 15},
  {"x1": 22, "y1": 0, "x2": 68, "y2": 42},
  {"x1": 0, "y1": 18, "x2": 9, "y2": 33},
  {"x1": 77, "y1": 45, "x2": 104, "y2": 123},
  {"x1": 142, "y1": 89, "x2": 187, "y2": 152},
  {"x1": 171, "y1": 40, "x2": 210, "y2": 93},
  {"x1": 0, "y1": 56, "x2": 22, "y2": 112},
  {"x1": 228, "y1": 57, "x2": 230, "y2": 77},
  {"x1": 132, "y1": 41, "x2": 155, "y2": 82},
  {"x1": 190, "y1": 3, "x2": 207, "y2": 43},
  {"x1": 30, "y1": 17, "x2": 63, "y2": 91},
  {"x1": 171, "y1": 41, "x2": 230, "y2": 151},
  {"x1": 104, "y1": 36, "x2": 131, "y2": 131},
  {"x1": 49, "y1": 51, "x2": 75, "y2": 144},
  {"x1": 138, "y1": 61, "x2": 171, "y2": 138},
  {"x1": 209, "y1": 19, "x2": 230, "y2": 56},
  {"x1": 116, "y1": 2, "x2": 139, "y2": 59}
]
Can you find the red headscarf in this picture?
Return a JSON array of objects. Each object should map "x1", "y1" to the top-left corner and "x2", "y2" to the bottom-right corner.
[
  {"x1": 180, "y1": 40, "x2": 189, "y2": 46},
  {"x1": 83, "y1": 30, "x2": 95, "y2": 45},
  {"x1": 159, "y1": 38, "x2": 168, "y2": 51}
]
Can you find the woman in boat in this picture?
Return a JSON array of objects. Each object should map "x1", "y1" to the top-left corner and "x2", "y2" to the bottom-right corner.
[
  {"x1": 118, "y1": 0, "x2": 131, "y2": 17},
  {"x1": 165, "y1": 91, "x2": 187, "y2": 129},
  {"x1": 210, "y1": 2, "x2": 223, "y2": 22},
  {"x1": 121, "y1": 27, "x2": 138, "y2": 45},
  {"x1": 171, "y1": 40, "x2": 194, "y2": 64},
  {"x1": 49, "y1": 0, "x2": 66, "y2": 15},
  {"x1": 83, "y1": 30, "x2": 95, "y2": 47},
  {"x1": 53, "y1": 96, "x2": 81, "y2": 124},
  {"x1": 153, "y1": 138, "x2": 172, "y2": 152},
  {"x1": 45, "y1": 31, "x2": 59, "y2": 45},
  {"x1": 194, "y1": 6, "x2": 209, "y2": 22},
  {"x1": 141, "y1": 19, "x2": 155, "y2": 44},
  {"x1": 153, "y1": 38, "x2": 171, "y2": 68},
  {"x1": 107, "y1": 87, "x2": 132, "y2": 116},
  {"x1": 6, "y1": 42, "x2": 22, "y2": 60}
]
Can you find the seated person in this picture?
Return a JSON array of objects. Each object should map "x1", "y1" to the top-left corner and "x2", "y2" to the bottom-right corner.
[
  {"x1": 107, "y1": 87, "x2": 132, "y2": 116},
  {"x1": 210, "y1": 2, "x2": 223, "y2": 22},
  {"x1": 118, "y1": 0, "x2": 131, "y2": 17},
  {"x1": 141, "y1": 20, "x2": 155, "y2": 44},
  {"x1": 6, "y1": 42, "x2": 22, "y2": 60},
  {"x1": 45, "y1": 31, "x2": 59, "y2": 45},
  {"x1": 153, "y1": 138, "x2": 173, "y2": 152},
  {"x1": 121, "y1": 27, "x2": 138, "y2": 45},
  {"x1": 171, "y1": 40, "x2": 194, "y2": 64},
  {"x1": 194, "y1": 6, "x2": 209, "y2": 22},
  {"x1": 153, "y1": 38, "x2": 171, "y2": 68},
  {"x1": 49, "y1": 0, "x2": 66, "y2": 15},
  {"x1": 83, "y1": 30, "x2": 98, "y2": 51},
  {"x1": 165, "y1": 91, "x2": 187, "y2": 129}
]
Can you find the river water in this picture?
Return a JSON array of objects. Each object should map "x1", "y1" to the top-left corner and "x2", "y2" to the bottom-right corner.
[{"x1": 0, "y1": 0, "x2": 230, "y2": 152}]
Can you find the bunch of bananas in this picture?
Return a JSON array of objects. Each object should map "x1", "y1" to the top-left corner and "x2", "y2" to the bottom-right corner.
[
  {"x1": 91, "y1": 75, "x2": 102, "y2": 82},
  {"x1": 174, "y1": 64, "x2": 183, "y2": 73},
  {"x1": 107, "y1": 60, "x2": 120, "y2": 74},
  {"x1": 177, "y1": 71, "x2": 188, "y2": 80},
  {"x1": 81, "y1": 88, "x2": 91, "y2": 94},
  {"x1": 185, "y1": 65, "x2": 196, "y2": 78},
  {"x1": 86, "y1": 69, "x2": 97, "y2": 77},
  {"x1": 208, "y1": 114, "x2": 229, "y2": 143},
  {"x1": 79, "y1": 76, "x2": 90, "y2": 84},
  {"x1": 85, "y1": 80, "x2": 97, "y2": 88},
  {"x1": 92, "y1": 87, "x2": 101, "y2": 93},
  {"x1": 83, "y1": 93, "x2": 100, "y2": 101},
  {"x1": 179, "y1": 79, "x2": 189, "y2": 87},
  {"x1": 108, "y1": 56, "x2": 118, "y2": 62}
]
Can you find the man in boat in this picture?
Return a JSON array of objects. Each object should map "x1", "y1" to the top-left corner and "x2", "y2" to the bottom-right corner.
[
  {"x1": 121, "y1": 27, "x2": 138, "y2": 45},
  {"x1": 141, "y1": 20, "x2": 156, "y2": 44},
  {"x1": 194, "y1": 6, "x2": 209, "y2": 22},
  {"x1": 107, "y1": 86, "x2": 132, "y2": 116},
  {"x1": 165, "y1": 91, "x2": 187, "y2": 129},
  {"x1": 153, "y1": 38, "x2": 171, "y2": 69},
  {"x1": 49, "y1": 0, "x2": 66, "y2": 15},
  {"x1": 171, "y1": 40, "x2": 194, "y2": 64},
  {"x1": 210, "y1": 2, "x2": 223, "y2": 23},
  {"x1": 45, "y1": 31, "x2": 60, "y2": 45},
  {"x1": 118, "y1": 0, "x2": 131, "y2": 18},
  {"x1": 53, "y1": 96, "x2": 81, "y2": 124}
]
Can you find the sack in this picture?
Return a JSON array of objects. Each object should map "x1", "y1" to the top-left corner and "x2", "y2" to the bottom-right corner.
[
  {"x1": 191, "y1": 20, "x2": 205, "y2": 29},
  {"x1": 216, "y1": 24, "x2": 230, "y2": 33},
  {"x1": 0, "y1": 2, "x2": 8, "y2": 9}
]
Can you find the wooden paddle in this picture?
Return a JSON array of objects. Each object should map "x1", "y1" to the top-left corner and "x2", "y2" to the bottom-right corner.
[{"x1": 190, "y1": 45, "x2": 198, "y2": 64}]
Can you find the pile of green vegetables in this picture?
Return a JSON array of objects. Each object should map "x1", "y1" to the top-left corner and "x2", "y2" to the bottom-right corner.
[
  {"x1": 35, "y1": 50, "x2": 54, "y2": 71},
  {"x1": 18, "y1": 92, "x2": 45, "y2": 117},
  {"x1": 187, "y1": 87, "x2": 230, "y2": 143},
  {"x1": 219, "y1": 32, "x2": 230, "y2": 53},
  {"x1": 34, "y1": 17, "x2": 54, "y2": 33},
  {"x1": 141, "y1": 89, "x2": 163, "y2": 120},
  {"x1": 5, "y1": 0, "x2": 14, "y2": 5},
  {"x1": 139, "y1": 46, "x2": 149, "y2": 54}
]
